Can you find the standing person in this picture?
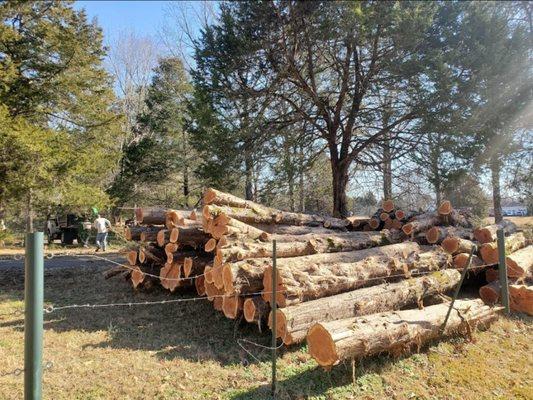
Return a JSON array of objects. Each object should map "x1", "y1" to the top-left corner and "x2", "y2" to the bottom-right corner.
[{"x1": 93, "y1": 214, "x2": 111, "y2": 252}]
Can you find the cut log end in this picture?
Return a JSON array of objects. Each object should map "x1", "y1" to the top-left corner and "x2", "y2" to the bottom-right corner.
[
  {"x1": 204, "y1": 265, "x2": 214, "y2": 284},
  {"x1": 369, "y1": 218, "x2": 381, "y2": 230},
  {"x1": 307, "y1": 323, "x2": 338, "y2": 368},
  {"x1": 205, "y1": 238, "x2": 217, "y2": 252},
  {"x1": 441, "y1": 237, "x2": 459, "y2": 254},
  {"x1": 267, "y1": 310, "x2": 286, "y2": 340},
  {"x1": 183, "y1": 257, "x2": 193, "y2": 278},
  {"x1": 438, "y1": 200, "x2": 452, "y2": 216},
  {"x1": 135, "y1": 208, "x2": 143, "y2": 223},
  {"x1": 222, "y1": 295, "x2": 243, "y2": 319},
  {"x1": 402, "y1": 223, "x2": 413, "y2": 236},
  {"x1": 426, "y1": 226, "x2": 440, "y2": 244},
  {"x1": 131, "y1": 266, "x2": 144, "y2": 289},
  {"x1": 480, "y1": 243, "x2": 498, "y2": 265},
  {"x1": 382, "y1": 199, "x2": 394, "y2": 213},
  {"x1": 138, "y1": 248, "x2": 146, "y2": 264},
  {"x1": 127, "y1": 250, "x2": 138, "y2": 266},
  {"x1": 479, "y1": 281, "x2": 500, "y2": 305},
  {"x1": 125, "y1": 227, "x2": 133, "y2": 241},
  {"x1": 203, "y1": 188, "x2": 217, "y2": 205},
  {"x1": 380, "y1": 212, "x2": 390, "y2": 222},
  {"x1": 170, "y1": 228, "x2": 179, "y2": 243},
  {"x1": 395, "y1": 210, "x2": 405, "y2": 220},
  {"x1": 243, "y1": 298, "x2": 257, "y2": 323},
  {"x1": 195, "y1": 275, "x2": 206, "y2": 296}
]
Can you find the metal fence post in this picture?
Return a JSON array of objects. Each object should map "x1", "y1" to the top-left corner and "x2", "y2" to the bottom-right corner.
[
  {"x1": 271, "y1": 239, "x2": 277, "y2": 398},
  {"x1": 24, "y1": 232, "x2": 44, "y2": 400},
  {"x1": 496, "y1": 229, "x2": 510, "y2": 314}
]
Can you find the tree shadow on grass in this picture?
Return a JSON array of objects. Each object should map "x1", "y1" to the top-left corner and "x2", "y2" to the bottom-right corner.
[{"x1": 0, "y1": 261, "x2": 287, "y2": 366}]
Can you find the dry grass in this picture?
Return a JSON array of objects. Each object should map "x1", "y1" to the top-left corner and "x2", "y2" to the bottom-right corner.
[{"x1": 0, "y1": 261, "x2": 532, "y2": 400}]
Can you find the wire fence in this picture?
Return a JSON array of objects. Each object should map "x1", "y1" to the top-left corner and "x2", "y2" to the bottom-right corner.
[{"x1": 0, "y1": 244, "x2": 504, "y2": 381}]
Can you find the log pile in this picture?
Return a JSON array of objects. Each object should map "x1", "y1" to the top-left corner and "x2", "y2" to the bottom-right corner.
[{"x1": 112, "y1": 190, "x2": 532, "y2": 369}]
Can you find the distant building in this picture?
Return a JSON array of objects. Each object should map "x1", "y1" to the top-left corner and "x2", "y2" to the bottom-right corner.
[{"x1": 493, "y1": 200, "x2": 528, "y2": 216}]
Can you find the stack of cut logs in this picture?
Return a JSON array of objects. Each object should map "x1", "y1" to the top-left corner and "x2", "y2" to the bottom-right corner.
[{"x1": 114, "y1": 189, "x2": 532, "y2": 369}]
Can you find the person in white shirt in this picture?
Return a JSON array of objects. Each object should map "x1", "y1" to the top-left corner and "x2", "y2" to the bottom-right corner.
[{"x1": 93, "y1": 214, "x2": 111, "y2": 252}]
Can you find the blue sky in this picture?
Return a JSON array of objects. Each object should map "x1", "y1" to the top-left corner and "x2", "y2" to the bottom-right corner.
[{"x1": 75, "y1": 1, "x2": 168, "y2": 45}]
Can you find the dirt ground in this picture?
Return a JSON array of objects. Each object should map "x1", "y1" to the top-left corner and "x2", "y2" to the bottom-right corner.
[{"x1": 0, "y1": 255, "x2": 531, "y2": 400}]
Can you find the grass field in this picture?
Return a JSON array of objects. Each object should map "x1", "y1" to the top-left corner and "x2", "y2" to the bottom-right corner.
[{"x1": 0, "y1": 259, "x2": 531, "y2": 400}]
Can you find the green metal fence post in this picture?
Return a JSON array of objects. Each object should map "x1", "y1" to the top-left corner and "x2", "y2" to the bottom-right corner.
[
  {"x1": 24, "y1": 232, "x2": 44, "y2": 400},
  {"x1": 271, "y1": 239, "x2": 277, "y2": 398},
  {"x1": 496, "y1": 228, "x2": 510, "y2": 314}
]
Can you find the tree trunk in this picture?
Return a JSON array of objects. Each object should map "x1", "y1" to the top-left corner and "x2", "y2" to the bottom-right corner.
[
  {"x1": 307, "y1": 299, "x2": 498, "y2": 368},
  {"x1": 382, "y1": 132, "x2": 392, "y2": 200},
  {"x1": 441, "y1": 237, "x2": 477, "y2": 255},
  {"x1": 221, "y1": 260, "x2": 265, "y2": 295},
  {"x1": 271, "y1": 269, "x2": 461, "y2": 345},
  {"x1": 401, "y1": 212, "x2": 441, "y2": 236},
  {"x1": 490, "y1": 156, "x2": 503, "y2": 223},
  {"x1": 331, "y1": 157, "x2": 349, "y2": 218},
  {"x1": 425, "y1": 226, "x2": 473, "y2": 245},
  {"x1": 262, "y1": 243, "x2": 451, "y2": 307},
  {"x1": 244, "y1": 142, "x2": 253, "y2": 201},
  {"x1": 298, "y1": 144, "x2": 305, "y2": 213},
  {"x1": 26, "y1": 190, "x2": 33, "y2": 233}
]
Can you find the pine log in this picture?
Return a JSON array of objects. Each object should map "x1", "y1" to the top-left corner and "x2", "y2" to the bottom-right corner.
[
  {"x1": 195, "y1": 275, "x2": 206, "y2": 296},
  {"x1": 226, "y1": 217, "x2": 269, "y2": 241},
  {"x1": 183, "y1": 255, "x2": 212, "y2": 278},
  {"x1": 257, "y1": 224, "x2": 334, "y2": 235},
  {"x1": 380, "y1": 212, "x2": 390, "y2": 222},
  {"x1": 204, "y1": 265, "x2": 213, "y2": 284},
  {"x1": 204, "y1": 188, "x2": 280, "y2": 220},
  {"x1": 506, "y1": 245, "x2": 533, "y2": 279},
  {"x1": 453, "y1": 253, "x2": 485, "y2": 270},
  {"x1": 125, "y1": 226, "x2": 163, "y2": 241},
  {"x1": 395, "y1": 210, "x2": 406, "y2": 220},
  {"x1": 368, "y1": 217, "x2": 381, "y2": 230},
  {"x1": 479, "y1": 280, "x2": 504, "y2": 304},
  {"x1": 165, "y1": 210, "x2": 185, "y2": 230},
  {"x1": 135, "y1": 208, "x2": 167, "y2": 225},
  {"x1": 437, "y1": 200, "x2": 452, "y2": 216},
  {"x1": 173, "y1": 226, "x2": 210, "y2": 248},
  {"x1": 131, "y1": 266, "x2": 144, "y2": 289},
  {"x1": 323, "y1": 218, "x2": 350, "y2": 230},
  {"x1": 402, "y1": 212, "x2": 440, "y2": 236},
  {"x1": 243, "y1": 297, "x2": 270, "y2": 324},
  {"x1": 307, "y1": 299, "x2": 498, "y2": 368},
  {"x1": 485, "y1": 268, "x2": 499, "y2": 283},
  {"x1": 157, "y1": 230, "x2": 170, "y2": 247},
  {"x1": 204, "y1": 204, "x2": 278, "y2": 225},
  {"x1": 382, "y1": 199, "x2": 395, "y2": 213},
  {"x1": 479, "y1": 232, "x2": 527, "y2": 265},
  {"x1": 473, "y1": 220, "x2": 517, "y2": 244},
  {"x1": 426, "y1": 226, "x2": 474, "y2": 245},
  {"x1": 139, "y1": 246, "x2": 165, "y2": 265},
  {"x1": 160, "y1": 262, "x2": 181, "y2": 292},
  {"x1": 509, "y1": 284, "x2": 533, "y2": 315},
  {"x1": 346, "y1": 217, "x2": 370, "y2": 230},
  {"x1": 222, "y1": 261, "x2": 266, "y2": 295},
  {"x1": 441, "y1": 237, "x2": 477, "y2": 255},
  {"x1": 217, "y1": 231, "x2": 397, "y2": 263},
  {"x1": 440, "y1": 209, "x2": 471, "y2": 228},
  {"x1": 262, "y1": 243, "x2": 451, "y2": 307},
  {"x1": 222, "y1": 294, "x2": 244, "y2": 319},
  {"x1": 270, "y1": 269, "x2": 461, "y2": 345},
  {"x1": 126, "y1": 250, "x2": 138, "y2": 266}
]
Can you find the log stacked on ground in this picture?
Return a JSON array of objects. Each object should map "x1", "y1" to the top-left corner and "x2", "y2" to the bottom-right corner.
[{"x1": 109, "y1": 190, "x2": 512, "y2": 368}]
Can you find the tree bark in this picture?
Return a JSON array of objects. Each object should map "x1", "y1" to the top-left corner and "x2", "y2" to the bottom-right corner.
[
  {"x1": 307, "y1": 299, "x2": 498, "y2": 368},
  {"x1": 263, "y1": 243, "x2": 451, "y2": 307},
  {"x1": 271, "y1": 269, "x2": 461, "y2": 345},
  {"x1": 490, "y1": 156, "x2": 503, "y2": 223}
]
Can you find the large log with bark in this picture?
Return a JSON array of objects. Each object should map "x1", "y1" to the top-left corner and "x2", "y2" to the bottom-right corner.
[
  {"x1": 243, "y1": 296, "x2": 270, "y2": 324},
  {"x1": 479, "y1": 232, "x2": 527, "y2": 265},
  {"x1": 425, "y1": 226, "x2": 474, "y2": 245},
  {"x1": 135, "y1": 208, "x2": 167, "y2": 225},
  {"x1": 402, "y1": 213, "x2": 441, "y2": 236},
  {"x1": 441, "y1": 237, "x2": 477, "y2": 255},
  {"x1": 217, "y1": 231, "x2": 398, "y2": 263},
  {"x1": 125, "y1": 226, "x2": 163, "y2": 241},
  {"x1": 307, "y1": 299, "x2": 498, "y2": 368},
  {"x1": 509, "y1": 284, "x2": 533, "y2": 315},
  {"x1": 505, "y1": 245, "x2": 533, "y2": 279},
  {"x1": 262, "y1": 242, "x2": 452, "y2": 307},
  {"x1": 270, "y1": 269, "x2": 461, "y2": 345},
  {"x1": 222, "y1": 260, "x2": 266, "y2": 295},
  {"x1": 473, "y1": 220, "x2": 517, "y2": 244}
]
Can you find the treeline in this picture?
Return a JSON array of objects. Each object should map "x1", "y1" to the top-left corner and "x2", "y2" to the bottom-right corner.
[{"x1": 0, "y1": 1, "x2": 531, "y2": 231}]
